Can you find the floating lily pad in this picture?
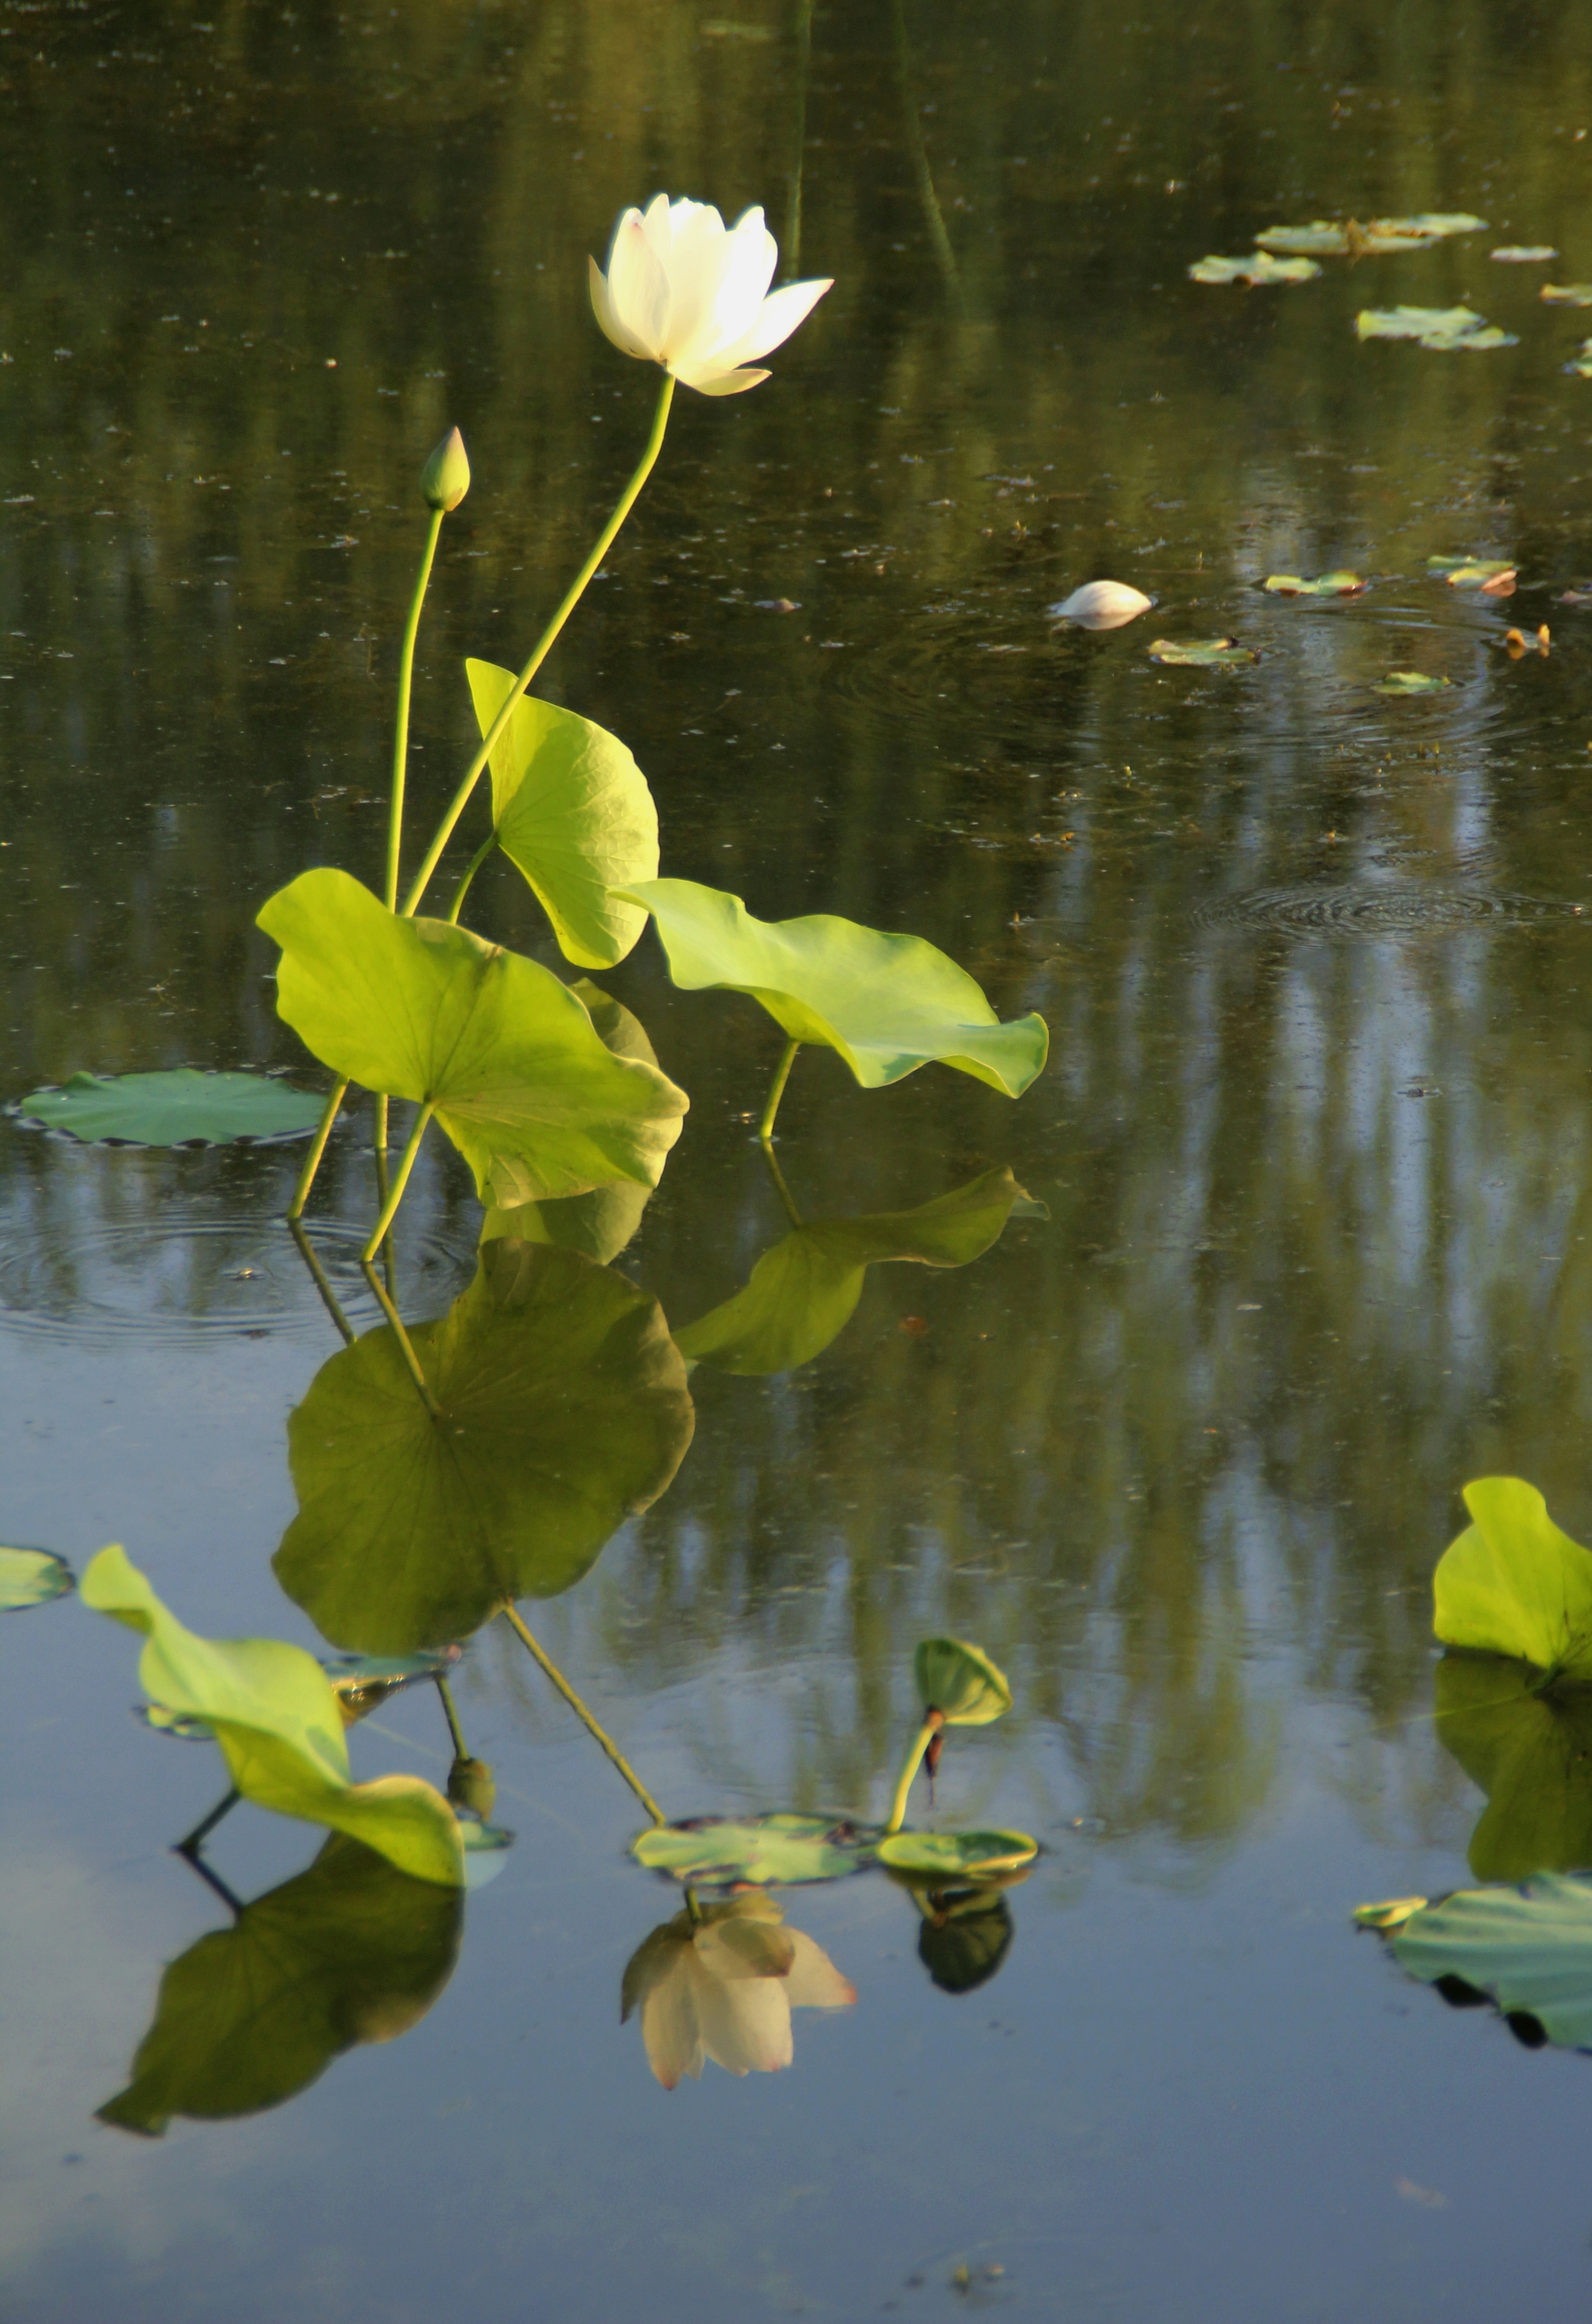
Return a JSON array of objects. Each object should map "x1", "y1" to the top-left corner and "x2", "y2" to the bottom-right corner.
[
  {"x1": 1540, "y1": 284, "x2": 1592, "y2": 305},
  {"x1": 1390, "y1": 1874, "x2": 1592, "y2": 2051},
  {"x1": 1432, "y1": 1476, "x2": 1592, "y2": 1684},
  {"x1": 1427, "y1": 556, "x2": 1517, "y2": 580},
  {"x1": 1434, "y1": 1654, "x2": 1592, "y2": 1880},
  {"x1": 13, "y1": 1070, "x2": 328, "y2": 1149},
  {"x1": 275, "y1": 1242, "x2": 694, "y2": 1653},
  {"x1": 1492, "y1": 245, "x2": 1557, "y2": 263},
  {"x1": 257, "y1": 869, "x2": 688, "y2": 1208},
  {"x1": 0, "y1": 1545, "x2": 73, "y2": 1611},
  {"x1": 1261, "y1": 572, "x2": 1366, "y2": 598},
  {"x1": 97, "y1": 1833, "x2": 462, "y2": 2137},
  {"x1": 464, "y1": 658, "x2": 658, "y2": 970},
  {"x1": 632, "y1": 1813, "x2": 881, "y2": 1888},
  {"x1": 1148, "y1": 637, "x2": 1259, "y2": 667},
  {"x1": 1187, "y1": 252, "x2": 1320, "y2": 285},
  {"x1": 675, "y1": 1168, "x2": 1041, "y2": 1375},
  {"x1": 876, "y1": 1830, "x2": 1038, "y2": 1880},
  {"x1": 83, "y1": 1544, "x2": 465, "y2": 1885},
  {"x1": 618, "y1": 878, "x2": 1048, "y2": 1100},
  {"x1": 1356, "y1": 304, "x2": 1518, "y2": 351},
  {"x1": 1257, "y1": 214, "x2": 1484, "y2": 257},
  {"x1": 1566, "y1": 340, "x2": 1592, "y2": 379},
  {"x1": 915, "y1": 1636, "x2": 1013, "y2": 1726},
  {"x1": 1373, "y1": 671, "x2": 1454, "y2": 695}
]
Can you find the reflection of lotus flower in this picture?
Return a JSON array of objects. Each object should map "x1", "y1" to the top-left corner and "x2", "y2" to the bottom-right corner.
[
  {"x1": 1049, "y1": 581, "x2": 1152, "y2": 631},
  {"x1": 590, "y1": 196, "x2": 832, "y2": 397},
  {"x1": 621, "y1": 1892, "x2": 854, "y2": 2087}
]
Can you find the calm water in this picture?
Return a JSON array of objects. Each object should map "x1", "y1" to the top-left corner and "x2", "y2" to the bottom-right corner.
[{"x1": 8, "y1": 1, "x2": 1592, "y2": 2315}]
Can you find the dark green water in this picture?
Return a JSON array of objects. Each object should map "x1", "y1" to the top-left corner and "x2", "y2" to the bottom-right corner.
[{"x1": 9, "y1": 1, "x2": 1592, "y2": 2314}]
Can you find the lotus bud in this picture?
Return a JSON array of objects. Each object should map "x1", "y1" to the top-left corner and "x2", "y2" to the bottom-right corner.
[
  {"x1": 420, "y1": 425, "x2": 471, "y2": 513},
  {"x1": 448, "y1": 1754, "x2": 496, "y2": 1819},
  {"x1": 1050, "y1": 580, "x2": 1153, "y2": 631}
]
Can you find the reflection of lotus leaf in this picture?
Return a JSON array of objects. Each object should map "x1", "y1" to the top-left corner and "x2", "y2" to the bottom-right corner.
[
  {"x1": 1435, "y1": 1655, "x2": 1592, "y2": 1879},
  {"x1": 98, "y1": 1835, "x2": 462, "y2": 2136},
  {"x1": 675, "y1": 1168, "x2": 1041, "y2": 1375},
  {"x1": 1187, "y1": 252, "x2": 1319, "y2": 285},
  {"x1": 631, "y1": 1813, "x2": 879, "y2": 1887},
  {"x1": 276, "y1": 1243, "x2": 694, "y2": 1653},
  {"x1": 1391, "y1": 1873, "x2": 1592, "y2": 2051},
  {"x1": 14, "y1": 1068, "x2": 328, "y2": 1148},
  {"x1": 913, "y1": 1889, "x2": 1017, "y2": 1995},
  {"x1": 876, "y1": 1830, "x2": 1037, "y2": 1879},
  {"x1": 915, "y1": 1636, "x2": 1013, "y2": 1726},
  {"x1": 0, "y1": 1546, "x2": 74, "y2": 1611},
  {"x1": 1432, "y1": 1477, "x2": 1592, "y2": 1682}
]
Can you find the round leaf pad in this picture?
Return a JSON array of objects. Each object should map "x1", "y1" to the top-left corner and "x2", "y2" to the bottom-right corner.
[
  {"x1": 631, "y1": 1813, "x2": 881, "y2": 1888},
  {"x1": 0, "y1": 1546, "x2": 74, "y2": 1611},
  {"x1": 914, "y1": 1636, "x2": 1013, "y2": 1726},
  {"x1": 876, "y1": 1830, "x2": 1038, "y2": 1880},
  {"x1": 14, "y1": 1070, "x2": 329, "y2": 1149}
]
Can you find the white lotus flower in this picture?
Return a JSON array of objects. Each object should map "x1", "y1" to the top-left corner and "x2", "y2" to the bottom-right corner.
[
  {"x1": 1049, "y1": 581, "x2": 1153, "y2": 631},
  {"x1": 590, "y1": 195, "x2": 833, "y2": 396},
  {"x1": 621, "y1": 1894, "x2": 855, "y2": 2088}
]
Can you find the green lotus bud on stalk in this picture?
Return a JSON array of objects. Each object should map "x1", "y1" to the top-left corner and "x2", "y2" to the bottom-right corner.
[
  {"x1": 447, "y1": 1754, "x2": 496, "y2": 1820},
  {"x1": 885, "y1": 1636, "x2": 1014, "y2": 1835},
  {"x1": 419, "y1": 424, "x2": 471, "y2": 513}
]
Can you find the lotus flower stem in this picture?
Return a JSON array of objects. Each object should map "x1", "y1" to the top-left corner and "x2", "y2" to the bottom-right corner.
[
  {"x1": 885, "y1": 1718, "x2": 939, "y2": 1835},
  {"x1": 359, "y1": 1257, "x2": 444, "y2": 1421},
  {"x1": 362, "y1": 1099, "x2": 434, "y2": 1263},
  {"x1": 285, "y1": 1217, "x2": 355, "y2": 1345},
  {"x1": 500, "y1": 1603, "x2": 667, "y2": 1825},
  {"x1": 386, "y1": 505, "x2": 446, "y2": 912},
  {"x1": 447, "y1": 831, "x2": 498, "y2": 927},
  {"x1": 400, "y1": 374, "x2": 677, "y2": 920},
  {"x1": 286, "y1": 1078, "x2": 349, "y2": 1222},
  {"x1": 758, "y1": 1037, "x2": 800, "y2": 1143}
]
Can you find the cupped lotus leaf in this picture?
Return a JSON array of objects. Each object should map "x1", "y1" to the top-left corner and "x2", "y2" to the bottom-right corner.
[
  {"x1": 97, "y1": 1833, "x2": 461, "y2": 2137},
  {"x1": 1541, "y1": 284, "x2": 1592, "y2": 305},
  {"x1": 81, "y1": 1546, "x2": 464, "y2": 1886},
  {"x1": 256, "y1": 869, "x2": 687, "y2": 1206},
  {"x1": 1374, "y1": 671, "x2": 1454, "y2": 695},
  {"x1": 630, "y1": 1813, "x2": 881, "y2": 1888},
  {"x1": 617, "y1": 878, "x2": 1048, "y2": 1099},
  {"x1": 14, "y1": 1069, "x2": 327, "y2": 1148},
  {"x1": 876, "y1": 1830, "x2": 1038, "y2": 1880},
  {"x1": 1390, "y1": 1873, "x2": 1592, "y2": 2050},
  {"x1": 0, "y1": 1545, "x2": 73, "y2": 1611},
  {"x1": 1434, "y1": 1654, "x2": 1592, "y2": 1879},
  {"x1": 1148, "y1": 637, "x2": 1259, "y2": 667},
  {"x1": 1187, "y1": 252, "x2": 1320, "y2": 285},
  {"x1": 275, "y1": 1242, "x2": 694, "y2": 1653},
  {"x1": 1356, "y1": 305, "x2": 1518, "y2": 351},
  {"x1": 1432, "y1": 1477, "x2": 1592, "y2": 1682},
  {"x1": 1261, "y1": 572, "x2": 1366, "y2": 598},
  {"x1": 465, "y1": 658, "x2": 658, "y2": 970},
  {"x1": 915, "y1": 1635, "x2": 1013, "y2": 1726},
  {"x1": 1566, "y1": 341, "x2": 1592, "y2": 379},
  {"x1": 675, "y1": 1169, "x2": 1043, "y2": 1376}
]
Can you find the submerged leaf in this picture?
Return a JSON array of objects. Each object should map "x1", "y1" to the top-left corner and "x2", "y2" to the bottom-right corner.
[
  {"x1": 675, "y1": 1168, "x2": 1040, "y2": 1375},
  {"x1": 1187, "y1": 251, "x2": 1320, "y2": 285},
  {"x1": 1148, "y1": 636, "x2": 1259, "y2": 667},
  {"x1": 1391, "y1": 1874, "x2": 1592, "y2": 2050},
  {"x1": 465, "y1": 658, "x2": 658, "y2": 970},
  {"x1": 82, "y1": 1545, "x2": 465, "y2": 1884},
  {"x1": 1356, "y1": 304, "x2": 1518, "y2": 351},
  {"x1": 1372, "y1": 670, "x2": 1454, "y2": 695},
  {"x1": 618, "y1": 878, "x2": 1048, "y2": 1099},
  {"x1": 915, "y1": 1636, "x2": 1013, "y2": 1726},
  {"x1": 876, "y1": 1830, "x2": 1038, "y2": 1879},
  {"x1": 1431, "y1": 1477, "x2": 1592, "y2": 1682},
  {"x1": 1434, "y1": 1656, "x2": 1592, "y2": 1880},
  {"x1": 1540, "y1": 284, "x2": 1592, "y2": 306},
  {"x1": 257, "y1": 869, "x2": 687, "y2": 1206},
  {"x1": 631, "y1": 1813, "x2": 881, "y2": 1888},
  {"x1": 276, "y1": 1242, "x2": 694, "y2": 1652},
  {"x1": 1261, "y1": 571, "x2": 1366, "y2": 598},
  {"x1": 0, "y1": 1545, "x2": 73, "y2": 1611},
  {"x1": 13, "y1": 1069, "x2": 327, "y2": 1149}
]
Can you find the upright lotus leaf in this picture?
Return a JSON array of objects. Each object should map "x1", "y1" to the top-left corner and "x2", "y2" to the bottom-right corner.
[
  {"x1": 631, "y1": 1813, "x2": 880, "y2": 1887},
  {"x1": 256, "y1": 869, "x2": 687, "y2": 1206},
  {"x1": 1356, "y1": 306, "x2": 1517, "y2": 351},
  {"x1": 81, "y1": 1546, "x2": 464, "y2": 1885},
  {"x1": 1261, "y1": 573, "x2": 1366, "y2": 598},
  {"x1": 276, "y1": 1242, "x2": 694, "y2": 1652},
  {"x1": 1187, "y1": 253, "x2": 1320, "y2": 285},
  {"x1": 675, "y1": 1168, "x2": 1043, "y2": 1375},
  {"x1": 915, "y1": 1636, "x2": 1013, "y2": 1725},
  {"x1": 1432, "y1": 1477, "x2": 1592, "y2": 1681},
  {"x1": 1434, "y1": 1656, "x2": 1592, "y2": 1879},
  {"x1": 1391, "y1": 1874, "x2": 1592, "y2": 2050},
  {"x1": 14, "y1": 1069, "x2": 329, "y2": 1148},
  {"x1": 97, "y1": 1834, "x2": 461, "y2": 2137},
  {"x1": 618, "y1": 878, "x2": 1047, "y2": 1099},
  {"x1": 1148, "y1": 637, "x2": 1259, "y2": 667},
  {"x1": 465, "y1": 657, "x2": 658, "y2": 970},
  {"x1": 0, "y1": 1546, "x2": 73, "y2": 1611}
]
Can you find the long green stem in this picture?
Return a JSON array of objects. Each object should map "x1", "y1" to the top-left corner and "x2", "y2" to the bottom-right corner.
[
  {"x1": 447, "y1": 831, "x2": 497, "y2": 926},
  {"x1": 387, "y1": 505, "x2": 446, "y2": 911},
  {"x1": 400, "y1": 374, "x2": 677, "y2": 919},
  {"x1": 760, "y1": 1138, "x2": 803, "y2": 1229},
  {"x1": 360, "y1": 1257, "x2": 444, "y2": 1418},
  {"x1": 435, "y1": 1673, "x2": 468, "y2": 1759},
  {"x1": 885, "y1": 1718, "x2": 938, "y2": 1835},
  {"x1": 361, "y1": 1100, "x2": 434, "y2": 1262},
  {"x1": 758, "y1": 1037, "x2": 800, "y2": 1143},
  {"x1": 287, "y1": 1079, "x2": 348, "y2": 1222},
  {"x1": 285, "y1": 1217, "x2": 356, "y2": 1345},
  {"x1": 500, "y1": 1604, "x2": 667, "y2": 1825}
]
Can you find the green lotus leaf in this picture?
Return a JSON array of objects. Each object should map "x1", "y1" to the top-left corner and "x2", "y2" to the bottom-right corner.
[
  {"x1": 618, "y1": 877, "x2": 1048, "y2": 1100},
  {"x1": 1426, "y1": 557, "x2": 1517, "y2": 578},
  {"x1": 630, "y1": 1813, "x2": 881, "y2": 1888},
  {"x1": 465, "y1": 657, "x2": 658, "y2": 970},
  {"x1": 1434, "y1": 1655, "x2": 1592, "y2": 1880},
  {"x1": 14, "y1": 1069, "x2": 327, "y2": 1148},
  {"x1": 914, "y1": 1635, "x2": 1013, "y2": 1726},
  {"x1": 674, "y1": 1168, "x2": 1043, "y2": 1375},
  {"x1": 876, "y1": 1829, "x2": 1037, "y2": 1880},
  {"x1": 256, "y1": 869, "x2": 687, "y2": 1206},
  {"x1": 82, "y1": 1545, "x2": 464, "y2": 1885},
  {"x1": 1373, "y1": 671, "x2": 1454, "y2": 695},
  {"x1": 1147, "y1": 637, "x2": 1260, "y2": 666},
  {"x1": 1378, "y1": 212, "x2": 1487, "y2": 239},
  {"x1": 1432, "y1": 1477, "x2": 1592, "y2": 1682},
  {"x1": 1261, "y1": 572, "x2": 1366, "y2": 598},
  {"x1": 0, "y1": 1545, "x2": 74, "y2": 1611},
  {"x1": 275, "y1": 1242, "x2": 694, "y2": 1653},
  {"x1": 97, "y1": 1833, "x2": 462, "y2": 2137},
  {"x1": 323, "y1": 1650, "x2": 456, "y2": 1724},
  {"x1": 1257, "y1": 215, "x2": 1484, "y2": 257},
  {"x1": 1187, "y1": 252, "x2": 1320, "y2": 285},
  {"x1": 1356, "y1": 305, "x2": 1517, "y2": 351},
  {"x1": 1542, "y1": 284, "x2": 1592, "y2": 306},
  {"x1": 1391, "y1": 1873, "x2": 1592, "y2": 2050}
]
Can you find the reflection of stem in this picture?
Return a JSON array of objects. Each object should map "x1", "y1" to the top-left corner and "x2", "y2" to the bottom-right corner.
[
  {"x1": 886, "y1": 1718, "x2": 939, "y2": 1834},
  {"x1": 402, "y1": 374, "x2": 677, "y2": 919},
  {"x1": 436, "y1": 1673, "x2": 468, "y2": 1758},
  {"x1": 684, "y1": 1886, "x2": 705, "y2": 1928},
  {"x1": 448, "y1": 831, "x2": 497, "y2": 927},
  {"x1": 761, "y1": 1138, "x2": 804, "y2": 1228},
  {"x1": 286, "y1": 1217, "x2": 356, "y2": 1345},
  {"x1": 287, "y1": 1079, "x2": 349, "y2": 1222},
  {"x1": 783, "y1": 0, "x2": 814, "y2": 273},
  {"x1": 500, "y1": 1603, "x2": 667, "y2": 1826},
  {"x1": 176, "y1": 1846, "x2": 248, "y2": 1920},
  {"x1": 362, "y1": 1100, "x2": 434, "y2": 1261},
  {"x1": 175, "y1": 1784, "x2": 242, "y2": 1861},
  {"x1": 759, "y1": 1037, "x2": 800, "y2": 1143},
  {"x1": 890, "y1": 0, "x2": 959, "y2": 295},
  {"x1": 387, "y1": 505, "x2": 447, "y2": 912},
  {"x1": 360, "y1": 1258, "x2": 444, "y2": 1419}
]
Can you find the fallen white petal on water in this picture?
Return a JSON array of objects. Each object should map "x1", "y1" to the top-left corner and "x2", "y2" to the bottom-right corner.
[{"x1": 1049, "y1": 581, "x2": 1153, "y2": 631}]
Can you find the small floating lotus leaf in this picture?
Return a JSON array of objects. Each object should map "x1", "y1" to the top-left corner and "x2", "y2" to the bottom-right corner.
[
  {"x1": 257, "y1": 869, "x2": 687, "y2": 1206},
  {"x1": 465, "y1": 657, "x2": 659, "y2": 970},
  {"x1": 1187, "y1": 252, "x2": 1320, "y2": 285},
  {"x1": 1356, "y1": 305, "x2": 1518, "y2": 351},
  {"x1": 876, "y1": 1829, "x2": 1038, "y2": 1880},
  {"x1": 1373, "y1": 670, "x2": 1454, "y2": 695},
  {"x1": 1433, "y1": 1655, "x2": 1592, "y2": 1880},
  {"x1": 1540, "y1": 284, "x2": 1592, "y2": 305},
  {"x1": 1390, "y1": 1874, "x2": 1592, "y2": 2050},
  {"x1": 97, "y1": 1833, "x2": 462, "y2": 2137},
  {"x1": 618, "y1": 878, "x2": 1048, "y2": 1099},
  {"x1": 675, "y1": 1168, "x2": 1041, "y2": 1375},
  {"x1": 1352, "y1": 1896, "x2": 1427, "y2": 1932},
  {"x1": 1432, "y1": 1476, "x2": 1592, "y2": 1683},
  {"x1": 275, "y1": 1242, "x2": 694, "y2": 1653},
  {"x1": 1565, "y1": 340, "x2": 1592, "y2": 379},
  {"x1": 81, "y1": 1544, "x2": 465, "y2": 1886},
  {"x1": 1427, "y1": 556, "x2": 1517, "y2": 579},
  {"x1": 1049, "y1": 580, "x2": 1152, "y2": 631},
  {"x1": 631, "y1": 1812, "x2": 881, "y2": 1887},
  {"x1": 1257, "y1": 214, "x2": 1484, "y2": 256},
  {"x1": 1492, "y1": 245, "x2": 1557, "y2": 263},
  {"x1": 1148, "y1": 636, "x2": 1259, "y2": 666},
  {"x1": 13, "y1": 1069, "x2": 328, "y2": 1149},
  {"x1": 1255, "y1": 220, "x2": 1366, "y2": 255},
  {"x1": 1375, "y1": 214, "x2": 1487, "y2": 239},
  {"x1": 0, "y1": 1545, "x2": 73, "y2": 1611},
  {"x1": 915, "y1": 1635, "x2": 1013, "y2": 1726},
  {"x1": 1261, "y1": 572, "x2": 1367, "y2": 598}
]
